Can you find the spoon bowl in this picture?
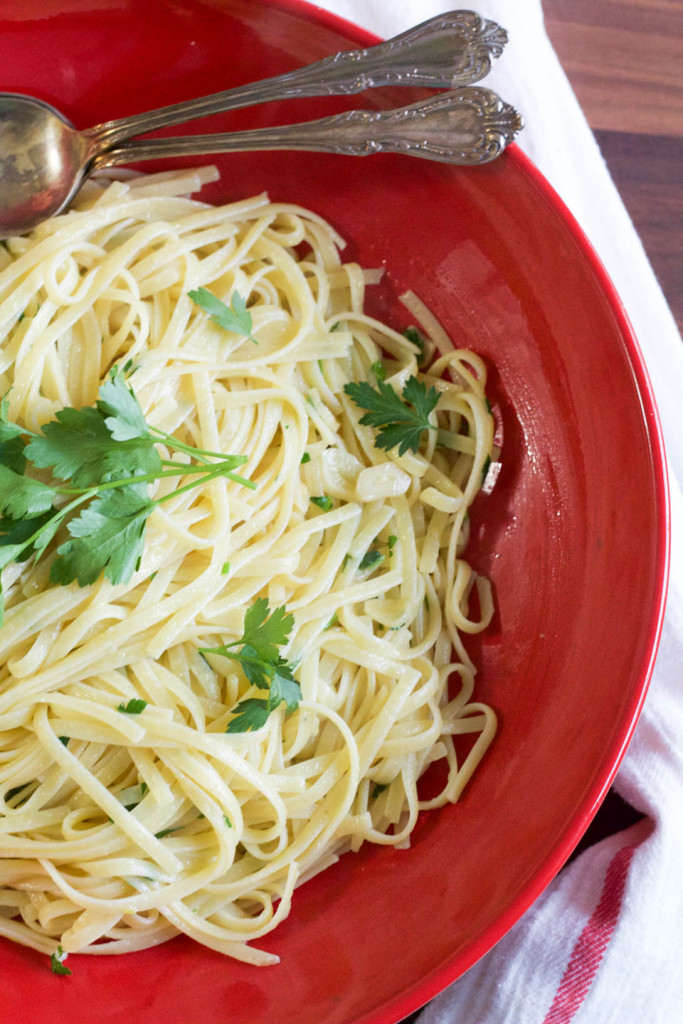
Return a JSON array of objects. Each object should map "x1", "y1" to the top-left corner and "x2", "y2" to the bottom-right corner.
[{"x1": 0, "y1": 94, "x2": 91, "y2": 235}]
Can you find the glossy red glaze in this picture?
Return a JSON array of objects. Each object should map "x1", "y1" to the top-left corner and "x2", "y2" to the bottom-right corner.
[{"x1": 0, "y1": 3, "x2": 669, "y2": 1023}]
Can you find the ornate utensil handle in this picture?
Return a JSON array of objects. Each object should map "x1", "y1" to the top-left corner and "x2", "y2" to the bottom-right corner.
[
  {"x1": 89, "y1": 12, "x2": 509, "y2": 148},
  {"x1": 94, "y1": 88, "x2": 522, "y2": 170}
]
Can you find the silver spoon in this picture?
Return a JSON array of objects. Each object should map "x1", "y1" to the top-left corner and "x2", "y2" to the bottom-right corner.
[{"x1": 0, "y1": 11, "x2": 513, "y2": 236}]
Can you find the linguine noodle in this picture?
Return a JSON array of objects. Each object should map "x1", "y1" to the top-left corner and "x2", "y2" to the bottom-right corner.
[{"x1": 0, "y1": 169, "x2": 496, "y2": 966}]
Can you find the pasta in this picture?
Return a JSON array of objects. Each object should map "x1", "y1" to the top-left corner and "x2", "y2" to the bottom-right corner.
[{"x1": 0, "y1": 169, "x2": 497, "y2": 966}]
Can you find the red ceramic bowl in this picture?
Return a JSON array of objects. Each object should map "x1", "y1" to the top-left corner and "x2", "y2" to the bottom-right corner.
[{"x1": 1, "y1": 3, "x2": 669, "y2": 1023}]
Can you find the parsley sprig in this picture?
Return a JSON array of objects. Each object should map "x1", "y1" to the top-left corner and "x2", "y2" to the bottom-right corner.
[
  {"x1": 0, "y1": 368, "x2": 254, "y2": 622},
  {"x1": 201, "y1": 598, "x2": 301, "y2": 733},
  {"x1": 343, "y1": 377, "x2": 441, "y2": 456},
  {"x1": 344, "y1": 374, "x2": 471, "y2": 457}
]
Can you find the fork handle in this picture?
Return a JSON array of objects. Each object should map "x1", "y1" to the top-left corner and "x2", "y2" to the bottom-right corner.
[
  {"x1": 92, "y1": 88, "x2": 522, "y2": 170},
  {"x1": 87, "y1": 12, "x2": 508, "y2": 148}
]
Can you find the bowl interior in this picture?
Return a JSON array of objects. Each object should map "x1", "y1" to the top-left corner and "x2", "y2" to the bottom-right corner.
[{"x1": 1, "y1": 2, "x2": 668, "y2": 1023}]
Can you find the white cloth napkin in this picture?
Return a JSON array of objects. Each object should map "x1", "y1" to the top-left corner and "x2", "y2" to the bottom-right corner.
[{"x1": 311, "y1": 2, "x2": 683, "y2": 1021}]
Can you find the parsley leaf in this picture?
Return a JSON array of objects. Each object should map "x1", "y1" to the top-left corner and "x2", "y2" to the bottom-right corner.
[
  {"x1": 0, "y1": 395, "x2": 26, "y2": 473},
  {"x1": 96, "y1": 365, "x2": 151, "y2": 442},
  {"x1": 0, "y1": 510, "x2": 61, "y2": 561},
  {"x1": 25, "y1": 407, "x2": 115, "y2": 485},
  {"x1": 50, "y1": 488, "x2": 155, "y2": 587},
  {"x1": 268, "y1": 662, "x2": 301, "y2": 713},
  {"x1": 50, "y1": 946, "x2": 72, "y2": 976},
  {"x1": 239, "y1": 598, "x2": 294, "y2": 665},
  {"x1": 26, "y1": 392, "x2": 160, "y2": 487},
  {"x1": 225, "y1": 697, "x2": 270, "y2": 733},
  {"x1": 0, "y1": 395, "x2": 22, "y2": 437},
  {"x1": 0, "y1": 434, "x2": 26, "y2": 474},
  {"x1": 0, "y1": 541, "x2": 24, "y2": 622},
  {"x1": 343, "y1": 376, "x2": 440, "y2": 456},
  {"x1": 189, "y1": 287, "x2": 257, "y2": 344},
  {"x1": 0, "y1": 465, "x2": 59, "y2": 519},
  {"x1": 226, "y1": 645, "x2": 273, "y2": 690}
]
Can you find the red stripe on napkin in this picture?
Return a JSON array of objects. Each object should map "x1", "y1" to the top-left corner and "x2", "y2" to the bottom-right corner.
[{"x1": 542, "y1": 844, "x2": 637, "y2": 1024}]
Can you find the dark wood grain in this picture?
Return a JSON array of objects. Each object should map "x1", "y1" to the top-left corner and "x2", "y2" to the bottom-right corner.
[
  {"x1": 543, "y1": 0, "x2": 683, "y2": 136},
  {"x1": 593, "y1": 130, "x2": 683, "y2": 333},
  {"x1": 543, "y1": 0, "x2": 683, "y2": 332}
]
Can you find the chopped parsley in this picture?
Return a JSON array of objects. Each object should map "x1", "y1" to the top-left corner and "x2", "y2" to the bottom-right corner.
[
  {"x1": 5, "y1": 783, "x2": 32, "y2": 804},
  {"x1": 371, "y1": 360, "x2": 386, "y2": 382},
  {"x1": 359, "y1": 549, "x2": 383, "y2": 571},
  {"x1": 403, "y1": 325, "x2": 427, "y2": 365},
  {"x1": 310, "y1": 495, "x2": 333, "y2": 512},
  {"x1": 154, "y1": 827, "x2": 180, "y2": 839},
  {"x1": 117, "y1": 698, "x2": 147, "y2": 715},
  {"x1": 50, "y1": 946, "x2": 72, "y2": 976}
]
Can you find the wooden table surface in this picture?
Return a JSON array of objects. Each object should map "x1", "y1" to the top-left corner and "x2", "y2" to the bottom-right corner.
[
  {"x1": 543, "y1": 0, "x2": 683, "y2": 334},
  {"x1": 400, "y1": 3, "x2": 681, "y2": 1020}
]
